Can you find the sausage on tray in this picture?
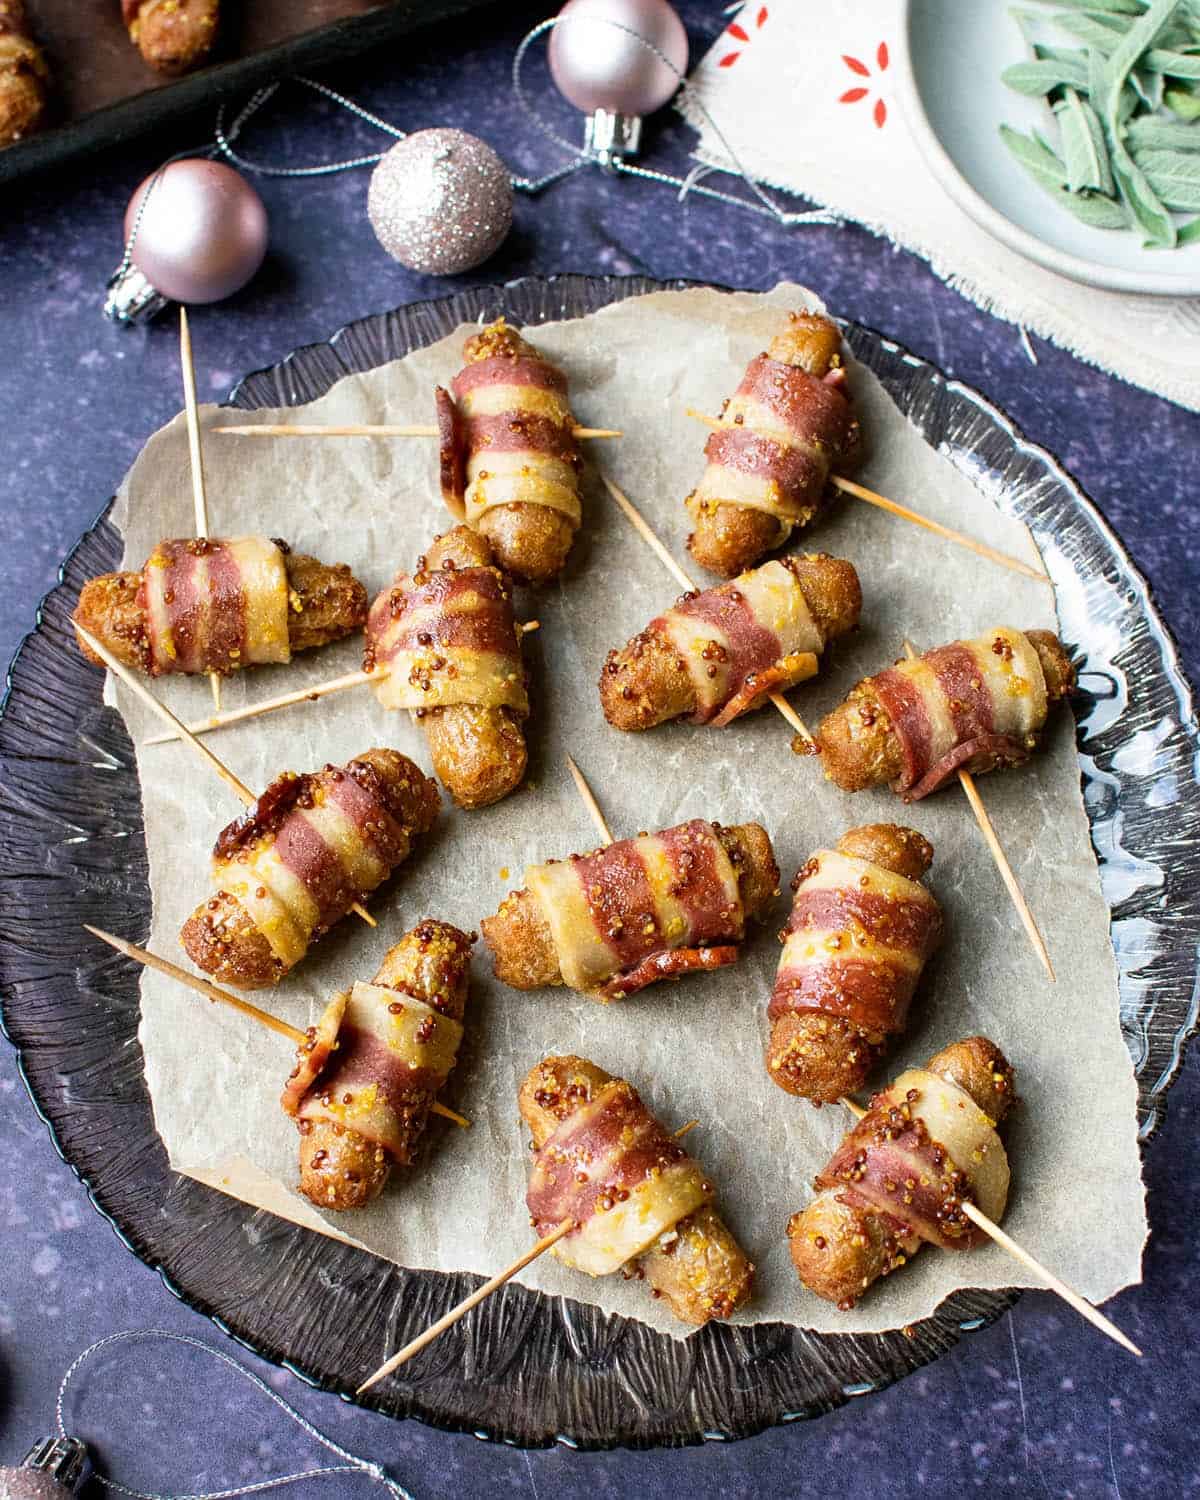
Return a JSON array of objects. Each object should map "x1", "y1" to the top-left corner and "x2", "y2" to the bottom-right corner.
[
  {"x1": 816, "y1": 627, "x2": 1076, "y2": 797},
  {"x1": 283, "y1": 920, "x2": 474, "y2": 1210},
  {"x1": 520, "y1": 1055, "x2": 754, "y2": 1325},
  {"x1": 0, "y1": 1, "x2": 50, "y2": 148},
  {"x1": 438, "y1": 319, "x2": 583, "y2": 584},
  {"x1": 600, "y1": 553, "x2": 861, "y2": 732},
  {"x1": 181, "y1": 750, "x2": 440, "y2": 989},
  {"x1": 686, "y1": 312, "x2": 862, "y2": 579},
  {"x1": 73, "y1": 537, "x2": 367, "y2": 678},
  {"x1": 767, "y1": 824, "x2": 942, "y2": 1104},
  {"x1": 364, "y1": 525, "x2": 529, "y2": 810},
  {"x1": 123, "y1": 0, "x2": 218, "y2": 74},
  {"x1": 787, "y1": 1037, "x2": 1015, "y2": 1308},
  {"x1": 482, "y1": 819, "x2": 779, "y2": 1000}
]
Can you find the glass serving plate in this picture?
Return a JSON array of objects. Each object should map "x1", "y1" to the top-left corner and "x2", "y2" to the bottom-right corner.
[{"x1": 1, "y1": 275, "x2": 1196, "y2": 1450}]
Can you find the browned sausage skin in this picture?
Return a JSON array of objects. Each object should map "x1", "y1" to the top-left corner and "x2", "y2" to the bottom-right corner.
[
  {"x1": 600, "y1": 553, "x2": 862, "y2": 732},
  {"x1": 816, "y1": 629, "x2": 1076, "y2": 796},
  {"x1": 767, "y1": 825, "x2": 941, "y2": 1104},
  {"x1": 686, "y1": 313, "x2": 862, "y2": 578},
  {"x1": 123, "y1": 0, "x2": 219, "y2": 75},
  {"x1": 787, "y1": 1038, "x2": 1016, "y2": 1308},
  {"x1": 482, "y1": 821, "x2": 779, "y2": 995},
  {"x1": 519, "y1": 1056, "x2": 753, "y2": 1325},
  {"x1": 288, "y1": 921, "x2": 474, "y2": 1211},
  {"x1": 0, "y1": 1, "x2": 49, "y2": 147},
  {"x1": 73, "y1": 542, "x2": 367, "y2": 676},
  {"x1": 181, "y1": 750, "x2": 440, "y2": 989}
]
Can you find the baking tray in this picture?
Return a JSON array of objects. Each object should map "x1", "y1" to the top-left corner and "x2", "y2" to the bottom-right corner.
[
  {"x1": 1, "y1": 274, "x2": 1197, "y2": 1448},
  {"x1": 0, "y1": 0, "x2": 497, "y2": 189}
]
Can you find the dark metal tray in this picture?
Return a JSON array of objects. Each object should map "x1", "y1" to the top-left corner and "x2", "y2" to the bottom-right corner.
[
  {"x1": 1, "y1": 274, "x2": 1196, "y2": 1449},
  {"x1": 0, "y1": 0, "x2": 494, "y2": 188}
]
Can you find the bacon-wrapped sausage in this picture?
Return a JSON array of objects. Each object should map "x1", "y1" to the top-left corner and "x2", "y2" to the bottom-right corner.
[
  {"x1": 0, "y1": 1, "x2": 49, "y2": 148},
  {"x1": 181, "y1": 750, "x2": 439, "y2": 990},
  {"x1": 686, "y1": 313, "x2": 862, "y2": 579},
  {"x1": 600, "y1": 553, "x2": 861, "y2": 732},
  {"x1": 282, "y1": 921, "x2": 473, "y2": 1211},
  {"x1": 788, "y1": 1037, "x2": 1015, "y2": 1308},
  {"x1": 363, "y1": 526, "x2": 529, "y2": 809},
  {"x1": 816, "y1": 627, "x2": 1076, "y2": 798},
  {"x1": 123, "y1": 0, "x2": 218, "y2": 74},
  {"x1": 437, "y1": 319, "x2": 583, "y2": 584},
  {"x1": 520, "y1": 1056, "x2": 754, "y2": 1325},
  {"x1": 73, "y1": 537, "x2": 367, "y2": 679},
  {"x1": 767, "y1": 825, "x2": 941, "y2": 1104},
  {"x1": 482, "y1": 819, "x2": 779, "y2": 1000}
]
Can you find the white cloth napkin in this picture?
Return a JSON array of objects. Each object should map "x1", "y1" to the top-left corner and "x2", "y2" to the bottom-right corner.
[{"x1": 681, "y1": 0, "x2": 1200, "y2": 411}]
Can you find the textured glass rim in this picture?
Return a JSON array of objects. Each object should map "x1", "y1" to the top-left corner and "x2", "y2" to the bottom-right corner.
[{"x1": 0, "y1": 274, "x2": 1194, "y2": 1450}]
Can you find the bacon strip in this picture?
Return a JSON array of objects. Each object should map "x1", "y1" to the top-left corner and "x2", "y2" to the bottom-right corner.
[
  {"x1": 816, "y1": 1069, "x2": 1009, "y2": 1249},
  {"x1": 210, "y1": 763, "x2": 408, "y2": 970},
  {"x1": 291, "y1": 980, "x2": 464, "y2": 1163},
  {"x1": 364, "y1": 564, "x2": 527, "y2": 715},
  {"x1": 527, "y1": 1079, "x2": 712, "y2": 1276},
  {"x1": 444, "y1": 341, "x2": 583, "y2": 529},
  {"x1": 770, "y1": 849, "x2": 940, "y2": 1036},
  {"x1": 651, "y1": 559, "x2": 824, "y2": 725},
  {"x1": 137, "y1": 537, "x2": 290, "y2": 676},
  {"x1": 524, "y1": 819, "x2": 744, "y2": 999},
  {"x1": 693, "y1": 354, "x2": 856, "y2": 528},
  {"x1": 871, "y1": 628, "x2": 1049, "y2": 800},
  {"x1": 435, "y1": 387, "x2": 467, "y2": 520}
]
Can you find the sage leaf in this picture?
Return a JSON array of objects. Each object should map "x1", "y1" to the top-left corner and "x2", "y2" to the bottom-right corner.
[
  {"x1": 1057, "y1": 87, "x2": 1118, "y2": 189},
  {"x1": 1026, "y1": 0, "x2": 1147, "y2": 12},
  {"x1": 1002, "y1": 57, "x2": 1091, "y2": 93},
  {"x1": 1126, "y1": 112, "x2": 1200, "y2": 143},
  {"x1": 1101, "y1": 0, "x2": 1183, "y2": 245},
  {"x1": 1132, "y1": 144, "x2": 1200, "y2": 201},
  {"x1": 1175, "y1": 213, "x2": 1200, "y2": 239},
  {"x1": 1166, "y1": 84, "x2": 1200, "y2": 113},
  {"x1": 999, "y1": 123, "x2": 1073, "y2": 189},
  {"x1": 1143, "y1": 46, "x2": 1200, "y2": 74},
  {"x1": 999, "y1": 124, "x2": 1131, "y2": 224},
  {"x1": 1054, "y1": 12, "x2": 1127, "y2": 51},
  {"x1": 1131, "y1": 64, "x2": 1167, "y2": 105}
]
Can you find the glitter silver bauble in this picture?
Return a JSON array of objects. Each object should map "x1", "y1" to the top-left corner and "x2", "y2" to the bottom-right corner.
[{"x1": 367, "y1": 129, "x2": 513, "y2": 276}]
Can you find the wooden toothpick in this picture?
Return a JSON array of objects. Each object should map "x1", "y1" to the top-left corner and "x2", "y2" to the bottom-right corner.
[
  {"x1": 901, "y1": 640, "x2": 1054, "y2": 981},
  {"x1": 357, "y1": 1218, "x2": 576, "y2": 1392},
  {"x1": 356, "y1": 1104, "x2": 701, "y2": 1390},
  {"x1": 838, "y1": 1096, "x2": 1139, "y2": 1356},
  {"x1": 683, "y1": 409, "x2": 1051, "y2": 587},
  {"x1": 216, "y1": 423, "x2": 622, "y2": 440},
  {"x1": 565, "y1": 754, "x2": 614, "y2": 846},
  {"x1": 75, "y1": 623, "x2": 376, "y2": 928},
  {"x1": 84, "y1": 925, "x2": 468, "y2": 1130},
  {"x1": 139, "y1": 624, "x2": 540, "y2": 747},
  {"x1": 179, "y1": 308, "x2": 223, "y2": 712},
  {"x1": 601, "y1": 478, "x2": 815, "y2": 747}
]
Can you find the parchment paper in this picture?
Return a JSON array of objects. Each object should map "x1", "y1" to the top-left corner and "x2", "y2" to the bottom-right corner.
[{"x1": 111, "y1": 284, "x2": 1146, "y2": 1337}]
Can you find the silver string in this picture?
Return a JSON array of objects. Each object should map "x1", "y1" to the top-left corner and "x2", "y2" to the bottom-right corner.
[
  {"x1": 214, "y1": 78, "x2": 406, "y2": 176},
  {"x1": 198, "y1": 18, "x2": 835, "y2": 227},
  {"x1": 56, "y1": 1330, "x2": 414, "y2": 1500},
  {"x1": 510, "y1": 16, "x2": 838, "y2": 227}
]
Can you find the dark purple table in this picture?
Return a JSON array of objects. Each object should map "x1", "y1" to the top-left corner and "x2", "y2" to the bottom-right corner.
[{"x1": 0, "y1": 3, "x2": 1195, "y2": 1494}]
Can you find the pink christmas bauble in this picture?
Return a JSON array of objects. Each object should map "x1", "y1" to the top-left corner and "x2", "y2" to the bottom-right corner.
[
  {"x1": 124, "y1": 159, "x2": 268, "y2": 305},
  {"x1": 548, "y1": 0, "x2": 688, "y2": 116}
]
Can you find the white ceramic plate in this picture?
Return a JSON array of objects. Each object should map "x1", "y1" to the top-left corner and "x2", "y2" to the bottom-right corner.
[{"x1": 895, "y1": 0, "x2": 1200, "y2": 296}]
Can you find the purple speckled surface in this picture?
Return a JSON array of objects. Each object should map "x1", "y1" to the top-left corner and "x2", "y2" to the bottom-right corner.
[{"x1": 1, "y1": 2, "x2": 1197, "y2": 1495}]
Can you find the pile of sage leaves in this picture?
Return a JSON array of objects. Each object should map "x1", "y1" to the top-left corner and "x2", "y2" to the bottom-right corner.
[{"x1": 1000, "y1": 0, "x2": 1200, "y2": 247}]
